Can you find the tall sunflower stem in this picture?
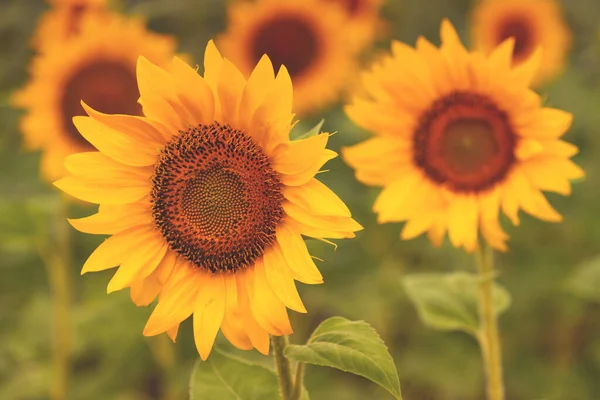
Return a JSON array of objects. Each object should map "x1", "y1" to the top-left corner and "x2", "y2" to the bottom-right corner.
[
  {"x1": 290, "y1": 360, "x2": 305, "y2": 400},
  {"x1": 475, "y1": 244, "x2": 505, "y2": 400},
  {"x1": 40, "y1": 201, "x2": 72, "y2": 400},
  {"x1": 272, "y1": 335, "x2": 294, "y2": 400}
]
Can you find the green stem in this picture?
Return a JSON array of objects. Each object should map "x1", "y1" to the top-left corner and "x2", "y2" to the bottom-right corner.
[
  {"x1": 148, "y1": 335, "x2": 178, "y2": 400},
  {"x1": 38, "y1": 202, "x2": 72, "y2": 400},
  {"x1": 475, "y1": 244, "x2": 505, "y2": 400},
  {"x1": 272, "y1": 335, "x2": 294, "y2": 400},
  {"x1": 290, "y1": 361, "x2": 305, "y2": 400}
]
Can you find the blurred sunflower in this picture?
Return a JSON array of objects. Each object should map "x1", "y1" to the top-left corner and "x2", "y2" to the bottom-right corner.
[
  {"x1": 219, "y1": 0, "x2": 357, "y2": 115},
  {"x1": 33, "y1": 0, "x2": 108, "y2": 51},
  {"x1": 322, "y1": 0, "x2": 384, "y2": 51},
  {"x1": 471, "y1": 0, "x2": 571, "y2": 85},
  {"x1": 13, "y1": 12, "x2": 176, "y2": 181},
  {"x1": 55, "y1": 41, "x2": 361, "y2": 359},
  {"x1": 343, "y1": 19, "x2": 583, "y2": 252}
]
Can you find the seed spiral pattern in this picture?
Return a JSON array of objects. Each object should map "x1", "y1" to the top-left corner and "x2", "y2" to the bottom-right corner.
[{"x1": 151, "y1": 122, "x2": 284, "y2": 273}]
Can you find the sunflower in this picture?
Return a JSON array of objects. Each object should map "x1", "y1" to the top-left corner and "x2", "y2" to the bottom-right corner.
[
  {"x1": 54, "y1": 41, "x2": 361, "y2": 359},
  {"x1": 13, "y1": 12, "x2": 176, "y2": 181},
  {"x1": 219, "y1": 0, "x2": 358, "y2": 115},
  {"x1": 343, "y1": 19, "x2": 583, "y2": 252},
  {"x1": 33, "y1": 0, "x2": 108, "y2": 51},
  {"x1": 471, "y1": 0, "x2": 571, "y2": 85}
]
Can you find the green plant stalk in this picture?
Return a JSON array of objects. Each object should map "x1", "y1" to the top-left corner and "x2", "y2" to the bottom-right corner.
[
  {"x1": 272, "y1": 335, "x2": 294, "y2": 400},
  {"x1": 290, "y1": 360, "x2": 305, "y2": 400},
  {"x1": 475, "y1": 244, "x2": 505, "y2": 400},
  {"x1": 39, "y1": 202, "x2": 72, "y2": 400},
  {"x1": 148, "y1": 335, "x2": 178, "y2": 400}
]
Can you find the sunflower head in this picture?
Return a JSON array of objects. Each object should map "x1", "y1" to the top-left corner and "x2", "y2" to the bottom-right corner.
[
  {"x1": 471, "y1": 0, "x2": 571, "y2": 85},
  {"x1": 13, "y1": 12, "x2": 176, "y2": 181},
  {"x1": 343, "y1": 19, "x2": 583, "y2": 252},
  {"x1": 219, "y1": 0, "x2": 359, "y2": 115},
  {"x1": 54, "y1": 41, "x2": 361, "y2": 359}
]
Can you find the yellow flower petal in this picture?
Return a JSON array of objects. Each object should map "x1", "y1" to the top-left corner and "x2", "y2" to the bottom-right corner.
[
  {"x1": 283, "y1": 202, "x2": 362, "y2": 234},
  {"x1": 107, "y1": 241, "x2": 168, "y2": 293},
  {"x1": 172, "y1": 56, "x2": 215, "y2": 126},
  {"x1": 276, "y1": 223, "x2": 323, "y2": 284},
  {"x1": 136, "y1": 56, "x2": 187, "y2": 130},
  {"x1": 72, "y1": 116, "x2": 158, "y2": 166},
  {"x1": 193, "y1": 274, "x2": 226, "y2": 360},
  {"x1": 81, "y1": 224, "x2": 158, "y2": 274},
  {"x1": 143, "y1": 264, "x2": 202, "y2": 336},
  {"x1": 54, "y1": 175, "x2": 150, "y2": 204},
  {"x1": 246, "y1": 260, "x2": 293, "y2": 335},
  {"x1": 217, "y1": 59, "x2": 246, "y2": 126},
  {"x1": 283, "y1": 178, "x2": 351, "y2": 218},
  {"x1": 262, "y1": 246, "x2": 307, "y2": 313},
  {"x1": 68, "y1": 202, "x2": 152, "y2": 235}
]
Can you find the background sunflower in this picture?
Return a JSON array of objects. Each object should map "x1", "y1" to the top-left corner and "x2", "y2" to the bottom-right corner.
[{"x1": 2, "y1": 0, "x2": 600, "y2": 399}]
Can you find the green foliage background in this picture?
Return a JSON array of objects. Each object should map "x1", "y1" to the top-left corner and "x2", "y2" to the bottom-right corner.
[{"x1": 1, "y1": 0, "x2": 600, "y2": 399}]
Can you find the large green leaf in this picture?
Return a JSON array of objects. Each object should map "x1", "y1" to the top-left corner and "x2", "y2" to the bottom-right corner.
[
  {"x1": 189, "y1": 349, "x2": 281, "y2": 400},
  {"x1": 403, "y1": 272, "x2": 511, "y2": 335},
  {"x1": 566, "y1": 255, "x2": 600, "y2": 303},
  {"x1": 284, "y1": 317, "x2": 402, "y2": 400}
]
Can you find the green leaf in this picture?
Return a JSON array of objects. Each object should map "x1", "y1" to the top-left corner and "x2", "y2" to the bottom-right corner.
[
  {"x1": 292, "y1": 119, "x2": 325, "y2": 141},
  {"x1": 566, "y1": 255, "x2": 600, "y2": 303},
  {"x1": 403, "y1": 272, "x2": 511, "y2": 335},
  {"x1": 284, "y1": 317, "x2": 402, "y2": 400},
  {"x1": 189, "y1": 349, "x2": 281, "y2": 400}
]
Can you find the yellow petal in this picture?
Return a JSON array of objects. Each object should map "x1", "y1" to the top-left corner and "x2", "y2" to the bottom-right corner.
[
  {"x1": 167, "y1": 324, "x2": 180, "y2": 342},
  {"x1": 136, "y1": 56, "x2": 187, "y2": 131},
  {"x1": 235, "y1": 272, "x2": 270, "y2": 355},
  {"x1": 510, "y1": 47, "x2": 542, "y2": 88},
  {"x1": 193, "y1": 274, "x2": 225, "y2": 360},
  {"x1": 253, "y1": 66, "x2": 294, "y2": 151},
  {"x1": 143, "y1": 265, "x2": 202, "y2": 336},
  {"x1": 520, "y1": 108, "x2": 573, "y2": 139},
  {"x1": 72, "y1": 116, "x2": 158, "y2": 166},
  {"x1": 54, "y1": 175, "x2": 150, "y2": 204},
  {"x1": 221, "y1": 275, "x2": 253, "y2": 351},
  {"x1": 172, "y1": 56, "x2": 215, "y2": 126},
  {"x1": 81, "y1": 224, "x2": 159, "y2": 274},
  {"x1": 246, "y1": 260, "x2": 292, "y2": 335},
  {"x1": 239, "y1": 55, "x2": 275, "y2": 129},
  {"x1": 286, "y1": 218, "x2": 356, "y2": 240},
  {"x1": 479, "y1": 188, "x2": 509, "y2": 252},
  {"x1": 217, "y1": 59, "x2": 246, "y2": 126},
  {"x1": 374, "y1": 172, "x2": 422, "y2": 222},
  {"x1": 107, "y1": 241, "x2": 168, "y2": 293},
  {"x1": 272, "y1": 134, "x2": 331, "y2": 186},
  {"x1": 507, "y1": 170, "x2": 563, "y2": 223},
  {"x1": 203, "y1": 40, "x2": 224, "y2": 119},
  {"x1": 68, "y1": 202, "x2": 152, "y2": 235},
  {"x1": 515, "y1": 138, "x2": 544, "y2": 160},
  {"x1": 130, "y1": 274, "x2": 161, "y2": 306},
  {"x1": 276, "y1": 223, "x2": 323, "y2": 284},
  {"x1": 447, "y1": 195, "x2": 479, "y2": 252},
  {"x1": 262, "y1": 246, "x2": 307, "y2": 313},
  {"x1": 520, "y1": 158, "x2": 573, "y2": 195},
  {"x1": 283, "y1": 178, "x2": 351, "y2": 218},
  {"x1": 64, "y1": 152, "x2": 151, "y2": 180},
  {"x1": 401, "y1": 213, "x2": 437, "y2": 241},
  {"x1": 427, "y1": 216, "x2": 447, "y2": 248},
  {"x1": 283, "y1": 202, "x2": 362, "y2": 234},
  {"x1": 82, "y1": 103, "x2": 168, "y2": 144}
]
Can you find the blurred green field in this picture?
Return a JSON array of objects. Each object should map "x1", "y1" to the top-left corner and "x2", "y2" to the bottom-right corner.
[{"x1": 2, "y1": 0, "x2": 600, "y2": 399}]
